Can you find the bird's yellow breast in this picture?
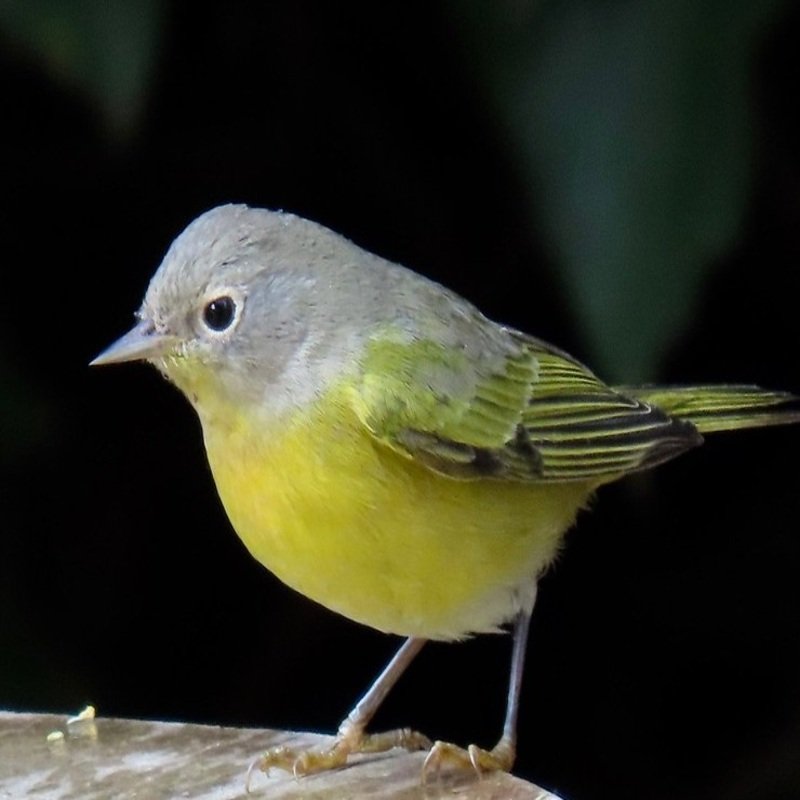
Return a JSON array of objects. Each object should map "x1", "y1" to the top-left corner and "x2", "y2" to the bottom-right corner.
[{"x1": 199, "y1": 383, "x2": 595, "y2": 640}]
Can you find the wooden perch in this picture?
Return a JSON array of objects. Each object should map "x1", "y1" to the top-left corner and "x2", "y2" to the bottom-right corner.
[{"x1": 0, "y1": 710, "x2": 563, "y2": 799}]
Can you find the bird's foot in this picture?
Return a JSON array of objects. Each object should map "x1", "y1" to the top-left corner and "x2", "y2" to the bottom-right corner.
[
  {"x1": 248, "y1": 724, "x2": 431, "y2": 785},
  {"x1": 423, "y1": 736, "x2": 515, "y2": 779}
]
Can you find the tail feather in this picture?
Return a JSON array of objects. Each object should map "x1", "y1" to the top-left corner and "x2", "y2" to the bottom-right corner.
[{"x1": 614, "y1": 385, "x2": 800, "y2": 434}]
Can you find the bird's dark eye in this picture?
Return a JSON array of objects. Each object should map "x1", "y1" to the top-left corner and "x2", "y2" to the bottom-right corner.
[{"x1": 203, "y1": 296, "x2": 236, "y2": 331}]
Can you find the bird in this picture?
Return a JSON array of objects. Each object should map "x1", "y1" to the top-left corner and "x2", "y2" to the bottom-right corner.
[{"x1": 91, "y1": 203, "x2": 799, "y2": 778}]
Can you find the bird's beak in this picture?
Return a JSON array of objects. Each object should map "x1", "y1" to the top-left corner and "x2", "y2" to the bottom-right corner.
[{"x1": 90, "y1": 319, "x2": 178, "y2": 366}]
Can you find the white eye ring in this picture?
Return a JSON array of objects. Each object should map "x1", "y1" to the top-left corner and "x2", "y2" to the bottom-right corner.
[{"x1": 199, "y1": 287, "x2": 245, "y2": 335}]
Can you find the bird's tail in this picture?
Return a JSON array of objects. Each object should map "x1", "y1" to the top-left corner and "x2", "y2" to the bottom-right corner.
[{"x1": 615, "y1": 385, "x2": 800, "y2": 433}]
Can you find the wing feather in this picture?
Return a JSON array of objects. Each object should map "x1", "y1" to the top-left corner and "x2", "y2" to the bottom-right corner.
[{"x1": 352, "y1": 328, "x2": 701, "y2": 482}]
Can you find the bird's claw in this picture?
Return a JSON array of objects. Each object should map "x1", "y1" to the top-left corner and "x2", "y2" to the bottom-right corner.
[
  {"x1": 248, "y1": 740, "x2": 349, "y2": 786},
  {"x1": 422, "y1": 738, "x2": 515, "y2": 780},
  {"x1": 247, "y1": 727, "x2": 432, "y2": 790}
]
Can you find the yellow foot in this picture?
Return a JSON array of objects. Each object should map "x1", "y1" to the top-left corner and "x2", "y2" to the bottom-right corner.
[
  {"x1": 423, "y1": 737, "x2": 515, "y2": 779},
  {"x1": 248, "y1": 726, "x2": 432, "y2": 786}
]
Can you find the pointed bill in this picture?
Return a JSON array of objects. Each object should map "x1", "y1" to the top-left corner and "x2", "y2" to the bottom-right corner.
[{"x1": 90, "y1": 319, "x2": 177, "y2": 366}]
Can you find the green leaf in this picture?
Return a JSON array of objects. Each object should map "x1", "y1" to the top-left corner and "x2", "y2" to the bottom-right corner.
[
  {"x1": 0, "y1": 0, "x2": 164, "y2": 137},
  {"x1": 453, "y1": 0, "x2": 787, "y2": 381}
]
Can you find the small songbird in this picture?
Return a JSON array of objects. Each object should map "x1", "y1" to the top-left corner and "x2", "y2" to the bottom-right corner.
[{"x1": 92, "y1": 204, "x2": 799, "y2": 777}]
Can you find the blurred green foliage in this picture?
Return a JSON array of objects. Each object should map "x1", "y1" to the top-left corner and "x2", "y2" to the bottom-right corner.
[
  {"x1": 0, "y1": 0, "x2": 791, "y2": 408},
  {"x1": 0, "y1": 0, "x2": 163, "y2": 136},
  {"x1": 456, "y1": 0, "x2": 788, "y2": 380},
  {"x1": 0, "y1": 0, "x2": 163, "y2": 458}
]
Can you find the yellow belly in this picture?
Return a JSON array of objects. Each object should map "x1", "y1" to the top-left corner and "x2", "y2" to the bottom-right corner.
[{"x1": 200, "y1": 388, "x2": 595, "y2": 640}]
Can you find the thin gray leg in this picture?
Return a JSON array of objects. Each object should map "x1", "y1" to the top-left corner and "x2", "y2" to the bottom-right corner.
[{"x1": 339, "y1": 636, "x2": 427, "y2": 735}]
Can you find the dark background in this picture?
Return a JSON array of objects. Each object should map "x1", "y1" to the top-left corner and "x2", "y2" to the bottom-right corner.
[{"x1": 2, "y1": 3, "x2": 799, "y2": 799}]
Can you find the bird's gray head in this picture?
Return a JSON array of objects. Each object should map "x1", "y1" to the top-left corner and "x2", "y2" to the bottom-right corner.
[{"x1": 91, "y1": 204, "x2": 387, "y2": 417}]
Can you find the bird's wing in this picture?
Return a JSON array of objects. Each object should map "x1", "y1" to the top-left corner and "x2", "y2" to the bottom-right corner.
[{"x1": 350, "y1": 328, "x2": 701, "y2": 482}]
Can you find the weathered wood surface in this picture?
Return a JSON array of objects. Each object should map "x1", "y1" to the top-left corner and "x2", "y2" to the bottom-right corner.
[{"x1": 0, "y1": 711, "x2": 563, "y2": 799}]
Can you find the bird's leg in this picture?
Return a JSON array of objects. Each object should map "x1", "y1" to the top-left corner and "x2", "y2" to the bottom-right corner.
[
  {"x1": 251, "y1": 636, "x2": 430, "y2": 780},
  {"x1": 423, "y1": 583, "x2": 537, "y2": 777}
]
